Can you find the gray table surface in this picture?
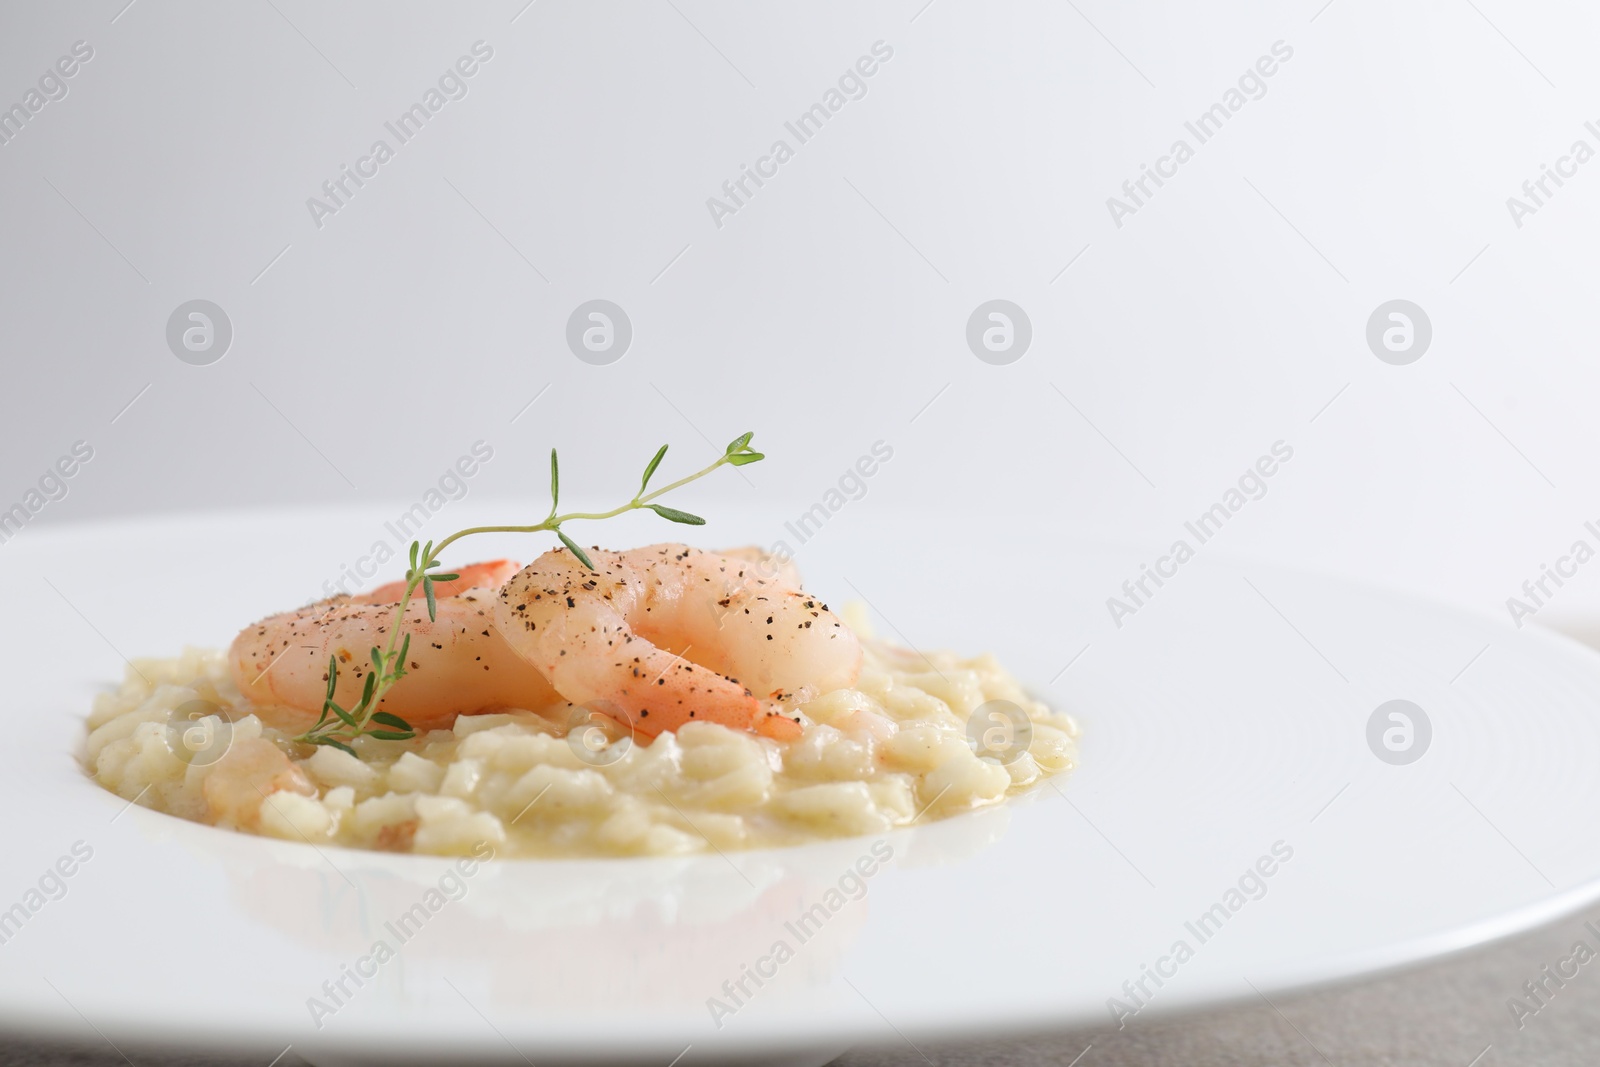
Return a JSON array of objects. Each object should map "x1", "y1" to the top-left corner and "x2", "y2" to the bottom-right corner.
[{"x1": 8, "y1": 898, "x2": 1600, "y2": 1066}]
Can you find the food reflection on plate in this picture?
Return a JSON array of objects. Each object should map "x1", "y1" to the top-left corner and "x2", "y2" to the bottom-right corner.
[{"x1": 125, "y1": 790, "x2": 1016, "y2": 1028}]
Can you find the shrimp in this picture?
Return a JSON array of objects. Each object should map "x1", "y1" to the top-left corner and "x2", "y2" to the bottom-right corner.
[
  {"x1": 715, "y1": 545, "x2": 803, "y2": 589},
  {"x1": 229, "y1": 559, "x2": 560, "y2": 734},
  {"x1": 494, "y1": 544, "x2": 862, "y2": 742},
  {"x1": 203, "y1": 738, "x2": 315, "y2": 829}
]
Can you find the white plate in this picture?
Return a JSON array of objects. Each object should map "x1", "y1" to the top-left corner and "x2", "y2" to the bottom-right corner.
[{"x1": 2, "y1": 504, "x2": 1597, "y2": 1065}]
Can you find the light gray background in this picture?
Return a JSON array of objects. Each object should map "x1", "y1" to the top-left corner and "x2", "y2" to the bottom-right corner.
[
  {"x1": 6, "y1": 0, "x2": 1600, "y2": 1062},
  {"x1": 4, "y1": 0, "x2": 1600, "y2": 622}
]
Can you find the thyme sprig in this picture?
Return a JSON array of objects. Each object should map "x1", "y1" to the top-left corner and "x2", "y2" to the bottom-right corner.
[{"x1": 294, "y1": 432, "x2": 764, "y2": 755}]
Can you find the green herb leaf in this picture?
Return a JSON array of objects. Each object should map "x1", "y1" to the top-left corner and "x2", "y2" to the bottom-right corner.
[
  {"x1": 424, "y1": 575, "x2": 438, "y2": 621},
  {"x1": 726, "y1": 431, "x2": 754, "y2": 455},
  {"x1": 640, "y1": 444, "x2": 668, "y2": 496},
  {"x1": 408, "y1": 541, "x2": 419, "y2": 570},
  {"x1": 369, "y1": 730, "x2": 415, "y2": 741},
  {"x1": 549, "y1": 448, "x2": 560, "y2": 513},
  {"x1": 324, "y1": 654, "x2": 339, "y2": 704},
  {"x1": 312, "y1": 736, "x2": 358, "y2": 757},
  {"x1": 370, "y1": 646, "x2": 386, "y2": 677},
  {"x1": 648, "y1": 504, "x2": 706, "y2": 525},
  {"x1": 726, "y1": 451, "x2": 765, "y2": 466},
  {"x1": 371, "y1": 711, "x2": 413, "y2": 730},
  {"x1": 351, "y1": 671, "x2": 378, "y2": 717},
  {"x1": 557, "y1": 528, "x2": 595, "y2": 570},
  {"x1": 328, "y1": 700, "x2": 358, "y2": 729},
  {"x1": 431, "y1": 572, "x2": 460, "y2": 583}
]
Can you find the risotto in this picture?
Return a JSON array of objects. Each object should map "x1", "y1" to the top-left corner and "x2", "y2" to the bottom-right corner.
[{"x1": 85, "y1": 610, "x2": 1078, "y2": 858}]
